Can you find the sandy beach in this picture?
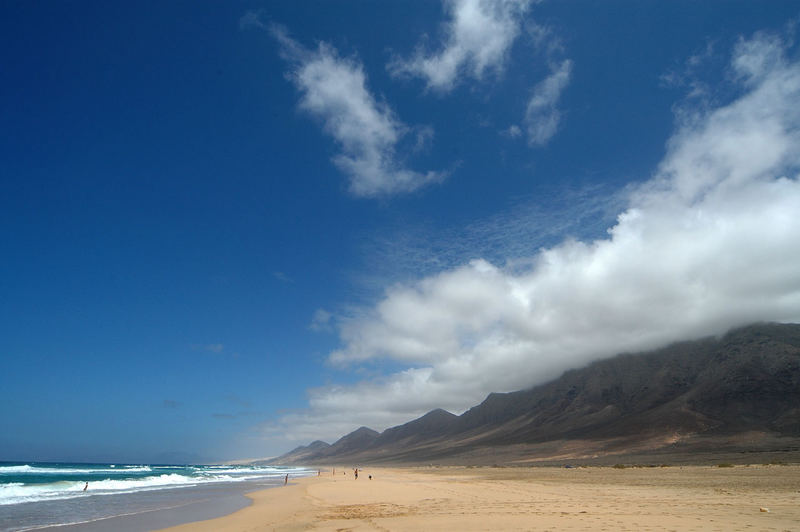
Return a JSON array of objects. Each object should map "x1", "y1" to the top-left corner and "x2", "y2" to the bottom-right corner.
[{"x1": 159, "y1": 464, "x2": 800, "y2": 531}]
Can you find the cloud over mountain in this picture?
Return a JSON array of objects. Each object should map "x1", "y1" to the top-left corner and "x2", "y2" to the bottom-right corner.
[{"x1": 264, "y1": 32, "x2": 800, "y2": 445}]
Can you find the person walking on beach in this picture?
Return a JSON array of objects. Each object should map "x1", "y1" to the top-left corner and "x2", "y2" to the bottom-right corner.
[
  {"x1": 284, "y1": 474, "x2": 288, "y2": 486},
  {"x1": 83, "y1": 482, "x2": 88, "y2": 491},
  {"x1": 354, "y1": 468, "x2": 358, "y2": 480}
]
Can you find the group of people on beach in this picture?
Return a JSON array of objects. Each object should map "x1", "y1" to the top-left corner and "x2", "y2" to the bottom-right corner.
[
  {"x1": 352, "y1": 467, "x2": 371, "y2": 480},
  {"x1": 280, "y1": 467, "x2": 373, "y2": 487},
  {"x1": 328, "y1": 467, "x2": 370, "y2": 479}
]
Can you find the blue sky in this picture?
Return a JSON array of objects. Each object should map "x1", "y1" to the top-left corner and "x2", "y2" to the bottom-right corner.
[{"x1": 2, "y1": 1, "x2": 799, "y2": 463}]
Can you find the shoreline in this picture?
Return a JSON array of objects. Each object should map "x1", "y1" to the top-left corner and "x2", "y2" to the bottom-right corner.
[
  {"x1": 0, "y1": 463, "x2": 313, "y2": 532},
  {"x1": 159, "y1": 464, "x2": 800, "y2": 531},
  {"x1": 14, "y1": 485, "x2": 256, "y2": 532}
]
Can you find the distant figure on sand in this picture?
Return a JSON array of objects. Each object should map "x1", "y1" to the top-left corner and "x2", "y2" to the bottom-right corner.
[
  {"x1": 83, "y1": 482, "x2": 88, "y2": 491},
  {"x1": 354, "y1": 468, "x2": 358, "y2": 480},
  {"x1": 284, "y1": 474, "x2": 288, "y2": 485}
]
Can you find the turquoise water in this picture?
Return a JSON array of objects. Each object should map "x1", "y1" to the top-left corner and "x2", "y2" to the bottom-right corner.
[{"x1": 0, "y1": 462, "x2": 310, "y2": 531}]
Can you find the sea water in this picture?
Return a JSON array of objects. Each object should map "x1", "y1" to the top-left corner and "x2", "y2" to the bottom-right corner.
[{"x1": 0, "y1": 462, "x2": 311, "y2": 531}]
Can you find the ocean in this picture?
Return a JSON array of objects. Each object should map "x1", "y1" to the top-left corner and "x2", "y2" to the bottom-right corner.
[{"x1": 0, "y1": 462, "x2": 312, "y2": 531}]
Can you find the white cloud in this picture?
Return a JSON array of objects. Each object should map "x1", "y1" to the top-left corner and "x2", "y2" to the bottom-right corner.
[
  {"x1": 309, "y1": 308, "x2": 334, "y2": 332},
  {"x1": 266, "y1": 32, "x2": 800, "y2": 446},
  {"x1": 192, "y1": 343, "x2": 225, "y2": 353},
  {"x1": 274, "y1": 28, "x2": 445, "y2": 197},
  {"x1": 273, "y1": 271, "x2": 292, "y2": 283},
  {"x1": 239, "y1": 10, "x2": 266, "y2": 30},
  {"x1": 659, "y1": 40, "x2": 715, "y2": 101},
  {"x1": 352, "y1": 182, "x2": 625, "y2": 298},
  {"x1": 389, "y1": 0, "x2": 533, "y2": 92},
  {"x1": 524, "y1": 59, "x2": 572, "y2": 145},
  {"x1": 505, "y1": 124, "x2": 522, "y2": 138}
]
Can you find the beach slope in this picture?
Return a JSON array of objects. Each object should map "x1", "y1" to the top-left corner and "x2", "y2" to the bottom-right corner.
[{"x1": 159, "y1": 465, "x2": 800, "y2": 531}]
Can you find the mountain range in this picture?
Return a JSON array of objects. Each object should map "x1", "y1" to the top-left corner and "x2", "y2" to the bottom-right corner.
[{"x1": 268, "y1": 323, "x2": 800, "y2": 466}]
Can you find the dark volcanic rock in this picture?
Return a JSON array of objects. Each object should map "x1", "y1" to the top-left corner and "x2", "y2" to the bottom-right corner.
[
  {"x1": 374, "y1": 409, "x2": 458, "y2": 447},
  {"x1": 327, "y1": 426, "x2": 380, "y2": 455},
  {"x1": 266, "y1": 439, "x2": 331, "y2": 464},
  {"x1": 271, "y1": 323, "x2": 800, "y2": 465}
]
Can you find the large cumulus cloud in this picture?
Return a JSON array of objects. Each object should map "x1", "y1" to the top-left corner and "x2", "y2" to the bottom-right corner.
[{"x1": 268, "y1": 33, "x2": 800, "y2": 445}]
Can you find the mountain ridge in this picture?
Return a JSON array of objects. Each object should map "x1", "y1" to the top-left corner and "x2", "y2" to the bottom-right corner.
[{"x1": 270, "y1": 323, "x2": 800, "y2": 465}]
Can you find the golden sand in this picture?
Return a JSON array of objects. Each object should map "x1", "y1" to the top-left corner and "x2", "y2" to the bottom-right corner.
[{"x1": 160, "y1": 464, "x2": 800, "y2": 531}]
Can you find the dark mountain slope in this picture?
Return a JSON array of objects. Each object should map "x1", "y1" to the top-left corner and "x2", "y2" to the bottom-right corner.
[
  {"x1": 271, "y1": 323, "x2": 800, "y2": 465},
  {"x1": 447, "y1": 323, "x2": 800, "y2": 445},
  {"x1": 374, "y1": 409, "x2": 458, "y2": 446},
  {"x1": 259, "y1": 440, "x2": 330, "y2": 465},
  {"x1": 318, "y1": 427, "x2": 379, "y2": 458}
]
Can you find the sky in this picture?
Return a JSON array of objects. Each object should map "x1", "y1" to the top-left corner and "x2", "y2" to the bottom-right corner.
[{"x1": 1, "y1": 1, "x2": 800, "y2": 463}]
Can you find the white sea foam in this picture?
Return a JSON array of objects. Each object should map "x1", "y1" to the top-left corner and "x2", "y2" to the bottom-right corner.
[
  {"x1": 0, "y1": 480, "x2": 85, "y2": 505},
  {"x1": 197, "y1": 467, "x2": 287, "y2": 476},
  {"x1": 0, "y1": 465, "x2": 153, "y2": 475},
  {"x1": 0, "y1": 464, "x2": 313, "y2": 507},
  {"x1": 0, "y1": 465, "x2": 35, "y2": 474},
  {"x1": 0, "y1": 474, "x2": 199, "y2": 505},
  {"x1": 0, "y1": 470, "x2": 303, "y2": 506}
]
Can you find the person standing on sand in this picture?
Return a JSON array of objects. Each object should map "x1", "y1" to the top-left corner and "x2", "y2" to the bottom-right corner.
[
  {"x1": 284, "y1": 474, "x2": 288, "y2": 486},
  {"x1": 354, "y1": 468, "x2": 358, "y2": 480}
]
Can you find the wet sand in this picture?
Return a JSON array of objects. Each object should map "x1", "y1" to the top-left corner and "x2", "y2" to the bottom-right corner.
[
  {"x1": 13, "y1": 482, "x2": 261, "y2": 532},
  {"x1": 159, "y1": 464, "x2": 800, "y2": 531}
]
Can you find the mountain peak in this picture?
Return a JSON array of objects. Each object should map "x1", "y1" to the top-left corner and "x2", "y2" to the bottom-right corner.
[
  {"x1": 271, "y1": 323, "x2": 800, "y2": 466},
  {"x1": 420, "y1": 408, "x2": 457, "y2": 420}
]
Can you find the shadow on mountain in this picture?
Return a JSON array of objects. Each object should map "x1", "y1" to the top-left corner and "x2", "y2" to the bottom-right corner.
[{"x1": 268, "y1": 323, "x2": 800, "y2": 466}]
